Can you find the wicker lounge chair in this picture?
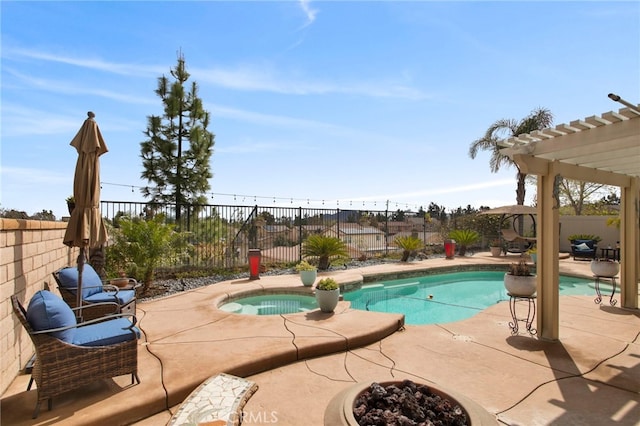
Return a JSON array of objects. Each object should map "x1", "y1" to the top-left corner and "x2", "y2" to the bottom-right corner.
[
  {"x1": 53, "y1": 264, "x2": 140, "y2": 320},
  {"x1": 11, "y1": 291, "x2": 141, "y2": 418}
]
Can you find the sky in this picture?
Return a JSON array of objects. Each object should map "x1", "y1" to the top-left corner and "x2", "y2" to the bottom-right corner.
[{"x1": 1, "y1": 1, "x2": 639, "y2": 220}]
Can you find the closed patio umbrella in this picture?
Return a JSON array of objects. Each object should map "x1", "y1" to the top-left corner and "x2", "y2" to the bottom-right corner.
[{"x1": 63, "y1": 111, "x2": 108, "y2": 320}]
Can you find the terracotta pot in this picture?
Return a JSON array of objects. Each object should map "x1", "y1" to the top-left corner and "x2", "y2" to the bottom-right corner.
[
  {"x1": 504, "y1": 273, "x2": 536, "y2": 296},
  {"x1": 324, "y1": 380, "x2": 498, "y2": 425},
  {"x1": 590, "y1": 260, "x2": 619, "y2": 278},
  {"x1": 110, "y1": 278, "x2": 130, "y2": 288},
  {"x1": 490, "y1": 246, "x2": 502, "y2": 257}
]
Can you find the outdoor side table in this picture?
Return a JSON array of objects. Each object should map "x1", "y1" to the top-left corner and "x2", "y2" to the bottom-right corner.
[
  {"x1": 593, "y1": 275, "x2": 617, "y2": 306},
  {"x1": 599, "y1": 247, "x2": 620, "y2": 261},
  {"x1": 508, "y1": 293, "x2": 537, "y2": 336}
]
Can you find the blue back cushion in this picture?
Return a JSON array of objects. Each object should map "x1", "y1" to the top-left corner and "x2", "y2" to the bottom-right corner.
[
  {"x1": 57, "y1": 265, "x2": 103, "y2": 298},
  {"x1": 26, "y1": 290, "x2": 76, "y2": 343}
]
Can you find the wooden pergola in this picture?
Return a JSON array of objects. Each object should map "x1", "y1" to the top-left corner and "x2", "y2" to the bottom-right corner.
[{"x1": 500, "y1": 100, "x2": 640, "y2": 340}]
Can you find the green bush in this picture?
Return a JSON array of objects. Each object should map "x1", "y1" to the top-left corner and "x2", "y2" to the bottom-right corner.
[
  {"x1": 448, "y1": 229, "x2": 480, "y2": 256},
  {"x1": 105, "y1": 214, "x2": 191, "y2": 293},
  {"x1": 394, "y1": 235, "x2": 423, "y2": 262},
  {"x1": 568, "y1": 234, "x2": 601, "y2": 243},
  {"x1": 301, "y1": 234, "x2": 348, "y2": 270},
  {"x1": 316, "y1": 277, "x2": 339, "y2": 291}
]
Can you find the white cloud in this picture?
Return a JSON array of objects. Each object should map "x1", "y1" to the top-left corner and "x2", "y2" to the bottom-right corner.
[
  {"x1": 2, "y1": 47, "x2": 163, "y2": 77},
  {"x1": 298, "y1": 0, "x2": 318, "y2": 29}
]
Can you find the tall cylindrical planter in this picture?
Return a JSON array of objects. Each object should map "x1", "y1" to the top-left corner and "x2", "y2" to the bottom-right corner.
[
  {"x1": 248, "y1": 249, "x2": 261, "y2": 280},
  {"x1": 316, "y1": 288, "x2": 339, "y2": 313}
]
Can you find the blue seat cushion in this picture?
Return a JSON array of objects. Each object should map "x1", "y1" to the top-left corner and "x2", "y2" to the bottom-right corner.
[
  {"x1": 72, "y1": 318, "x2": 140, "y2": 347},
  {"x1": 26, "y1": 290, "x2": 76, "y2": 343},
  {"x1": 57, "y1": 265, "x2": 104, "y2": 298},
  {"x1": 84, "y1": 289, "x2": 136, "y2": 305}
]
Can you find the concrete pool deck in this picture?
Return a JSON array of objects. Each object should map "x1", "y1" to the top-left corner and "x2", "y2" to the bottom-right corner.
[{"x1": 2, "y1": 252, "x2": 639, "y2": 425}]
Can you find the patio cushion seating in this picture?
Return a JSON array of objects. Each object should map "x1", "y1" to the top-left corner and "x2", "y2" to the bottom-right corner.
[
  {"x1": 570, "y1": 239, "x2": 598, "y2": 261},
  {"x1": 53, "y1": 264, "x2": 139, "y2": 320},
  {"x1": 12, "y1": 290, "x2": 140, "y2": 419}
]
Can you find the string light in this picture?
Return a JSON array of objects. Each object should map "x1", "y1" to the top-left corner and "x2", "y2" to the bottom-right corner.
[{"x1": 99, "y1": 181, "x2": 430, "y2": 211}]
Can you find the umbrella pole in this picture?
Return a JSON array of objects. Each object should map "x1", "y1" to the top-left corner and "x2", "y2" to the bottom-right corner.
[{"x1": 76, "y1": 248, "x2": 85, "y2": 322}]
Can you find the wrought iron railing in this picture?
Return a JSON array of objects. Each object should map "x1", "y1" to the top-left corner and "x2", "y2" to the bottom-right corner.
[{"x1": 100, "y1": 201, "x2": 436, "y2": 269}]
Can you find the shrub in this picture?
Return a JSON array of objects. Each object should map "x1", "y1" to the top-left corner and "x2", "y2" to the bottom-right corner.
[
  {"x1": 448, "y1": 229, "x2": 480, "y2": 256},
  {"x1": 394, "y1": 235, "x2": 423, "y2": 262},
  {"x1": 105, "y1": 214, "x2": 191, "y2": 293},
  {"x1": 508, "y1": 259, "x2": 532, "y2": 276},
  {"x1": 295, "y1": 260, "x2": 316, "y2": 272},
  {"x1": 568, "y1": 234, "x2": 601, "y2": 243},
  {"x1": 301, "y1": 234, "x2": 348, "y2": 270},
  {"x1": 316, "y1": 277, "x2": 339, "y2": 291}
]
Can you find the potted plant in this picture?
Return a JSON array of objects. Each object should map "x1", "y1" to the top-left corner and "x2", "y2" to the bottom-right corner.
[
  {"x1": 295, "y1": 260, "x2": 317, "y2": 287},
  {"x1": 504, "y1": 259, "x2": 536, "y2": 296},
  {"x1": 590, "y1": 258, "x2": 620, "y2": 278},
  {"x1": 315, "y1": 277, "x2": 340, "y2": 313},
  {"x1": 66, "y1": 195, "x2": 75, "y2": 215},
  {"x1": 489, "y1": 239, "x2": 502, "y2": 257}
]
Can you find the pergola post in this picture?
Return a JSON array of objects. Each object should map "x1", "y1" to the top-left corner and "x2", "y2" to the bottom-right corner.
[
  {"x1": 536, "y1": 161, "x2": 561, "y2": 341},
  {"x1": 620, "y1": 176, "x2": 639, "y2": 309}
]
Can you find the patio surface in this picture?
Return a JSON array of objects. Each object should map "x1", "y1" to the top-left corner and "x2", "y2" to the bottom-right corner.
[{"x1": 2, "y1": 252, "x2": 639, "y2": 425}]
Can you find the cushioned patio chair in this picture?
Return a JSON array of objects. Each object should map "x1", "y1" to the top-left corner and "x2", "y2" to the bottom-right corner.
[
  {"x1": 570, "y1": 239, "x2": 598, "y2": 261},
  {"x1": 11, "y1": 290, "x2": 141, "y2": 418},
  {"x1": 53, "y1": 264, "x2": 140, "y2": 320}
]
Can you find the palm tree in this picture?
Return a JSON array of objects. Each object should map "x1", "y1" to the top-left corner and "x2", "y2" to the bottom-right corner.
[{"x1": 469, "y1": 108, "x2": 553, "y2": 205}]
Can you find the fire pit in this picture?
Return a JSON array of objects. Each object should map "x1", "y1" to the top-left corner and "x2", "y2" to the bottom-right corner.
[{"x1": 324, "y1": 379, "x2": 497, "y2": 425}]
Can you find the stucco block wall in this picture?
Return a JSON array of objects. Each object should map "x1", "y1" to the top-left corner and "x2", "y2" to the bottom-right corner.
[{"x1": 0, "y1": 219, "x2": 77, "y2": 395}]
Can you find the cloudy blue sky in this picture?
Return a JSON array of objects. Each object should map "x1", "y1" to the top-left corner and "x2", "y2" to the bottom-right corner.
[{"x1": 2, "y1": 1, "x2": 639, "y2": 219}]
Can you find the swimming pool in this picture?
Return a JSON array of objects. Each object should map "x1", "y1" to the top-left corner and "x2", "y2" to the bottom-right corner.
[
  {"x1": 219, "y1": 271, "x2": 609, "y2": 324},
  {"x1": 343, "y1": 271, "x2": 606, "y2": 325},
  {"x1": 219, "y1": 294, "x2": 317, "y2": 315}
]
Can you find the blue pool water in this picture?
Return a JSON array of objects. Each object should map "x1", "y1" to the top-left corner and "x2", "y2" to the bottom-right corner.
[
  {"x1": 343, "y1": 271, "x2": 606, "y2": 325},
  {"x1": 220, "y1": 271, "x2": 610, "y2": 325},
  {"x1": 219, "y1": 294, "x2": 318, "y2": 315}
]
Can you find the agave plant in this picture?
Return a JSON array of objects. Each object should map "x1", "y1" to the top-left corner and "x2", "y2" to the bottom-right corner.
[
  {"x1": 394, "y1": 235, "x2": 423, "y2": 262},
  {"x1": 448, "y1": 229, "x2": 480, "y2": 256},
  {"x1": 301, "y1": 234, "x2": 348, "y2": 270}
]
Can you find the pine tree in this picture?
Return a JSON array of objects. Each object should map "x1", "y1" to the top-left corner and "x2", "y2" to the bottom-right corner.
[{"x1": 140, "y1": 53, "x2": 214, "y2": 221}]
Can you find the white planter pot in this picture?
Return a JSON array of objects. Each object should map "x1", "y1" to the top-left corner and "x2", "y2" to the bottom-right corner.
[
  {"x1": 300, "y1": 270, "x2": 317, "y2": 286},
  {"x1": 504, "y1": 273, "x2": 536, "y2": 297},
  {"x1": 590, "y1": 260, "x2": 619, "y2": 278},
  {"x1": 315, "y1": 288, "x2": 340, "y2": 313}
]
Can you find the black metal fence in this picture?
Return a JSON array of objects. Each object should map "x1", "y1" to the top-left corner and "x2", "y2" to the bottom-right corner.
[{"x1": 100, "y1": 201, "x2": 439, "y2": 270}]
